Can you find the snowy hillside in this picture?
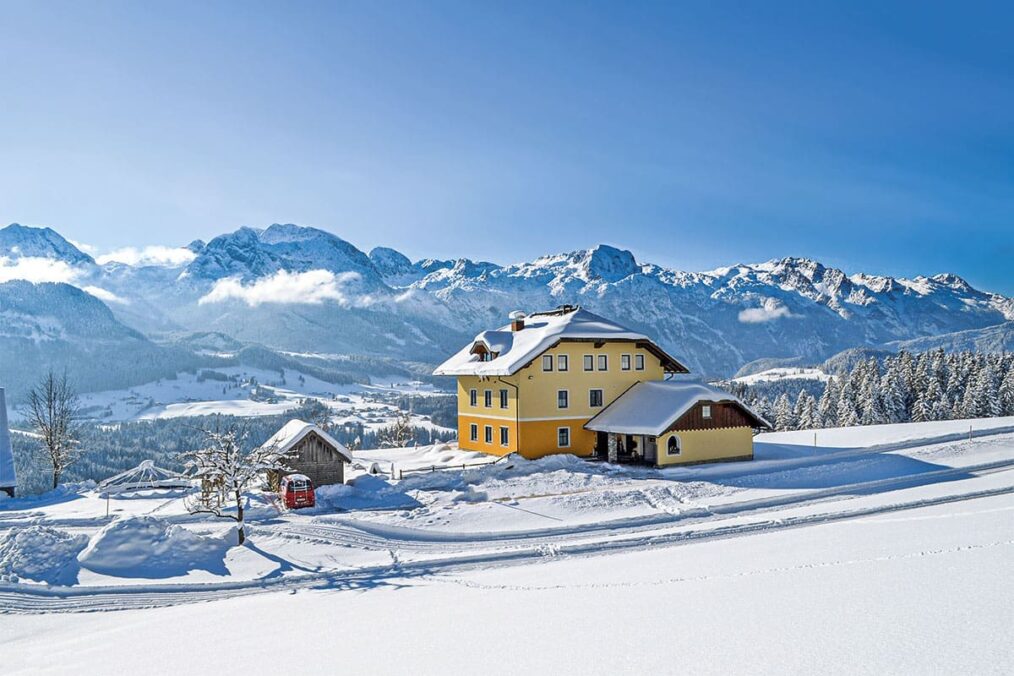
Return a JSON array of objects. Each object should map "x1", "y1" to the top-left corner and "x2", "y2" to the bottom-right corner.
[
  {"x1": 2, "y1": 223, "x2": 1012, "y2": 380},
  {"x1": 0, "y1": 281, "x2": 207, "y2": 400},
  {"x1": 2, "y1": 417, "x2": 1012, "y2": 673}
]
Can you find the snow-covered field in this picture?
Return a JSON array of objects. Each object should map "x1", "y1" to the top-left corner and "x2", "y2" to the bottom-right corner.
[
  {"x1": 2, "y1": 417, "x2": 1013, "y2": 674},
  {"x1": 729, "y1": 366, "x2": 832, "y2": 385},
  {"x1": 59, "y1": 366, "x2": 451, "y2": 433}
]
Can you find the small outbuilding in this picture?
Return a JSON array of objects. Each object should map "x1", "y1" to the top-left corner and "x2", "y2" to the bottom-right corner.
[
  {"x1": 0, "y1": 388, "x2": 16, "y2": 498},
  {"x1": 585, "y1": 380, "x2": 771, "y2": 466},
  {"x1": 260, "y1": 419, "x2": 352, "y2": 488}
]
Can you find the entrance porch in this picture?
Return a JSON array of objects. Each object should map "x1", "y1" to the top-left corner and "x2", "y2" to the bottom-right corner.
[{"x1": 591, "y1": 431, "x2": 658, "y2": 466}]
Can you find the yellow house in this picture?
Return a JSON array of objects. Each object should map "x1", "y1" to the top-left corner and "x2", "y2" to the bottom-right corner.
[{"x1": 433, "y1": 305, "x2": 770, "y2": 466}]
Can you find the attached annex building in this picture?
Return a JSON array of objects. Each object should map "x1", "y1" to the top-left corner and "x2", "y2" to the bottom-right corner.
[{"x1": 433, "y1": 306, "x2": 770, "y2": 466}]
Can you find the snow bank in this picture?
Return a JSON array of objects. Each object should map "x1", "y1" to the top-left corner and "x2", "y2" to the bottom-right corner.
[
  {"x1": 315, "y1": 474, "x2": 421, "y2": 511},
  {"x1": 0, "y1": 526, "x2": 88, "y2": 585},
  {"x1": 78, "y1": 516, "x2": 234, "y2": 578},
  {"x1": 0, "y1": 480, "x2": 97, "y2": 507}
]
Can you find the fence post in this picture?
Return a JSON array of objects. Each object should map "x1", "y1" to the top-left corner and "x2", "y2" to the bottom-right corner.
[
  {"x1": 813, "y1": 432, "x2": 817, "y2": 447},
  {"x1": 969, "y1": 425, "x2": 972, "y2": 442}
]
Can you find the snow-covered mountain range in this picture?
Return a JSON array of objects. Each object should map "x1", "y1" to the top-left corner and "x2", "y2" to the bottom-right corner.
[{"x1": 1, "y1": 222, "x2": 1011, "y2": 389}]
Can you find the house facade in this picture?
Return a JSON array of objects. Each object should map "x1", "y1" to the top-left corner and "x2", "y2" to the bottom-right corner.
[{"x1": 434, "y1": 305, "x2": 769, "y2": 465}]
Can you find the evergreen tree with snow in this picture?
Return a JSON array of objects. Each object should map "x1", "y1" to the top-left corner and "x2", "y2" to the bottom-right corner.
[
  {"x1": 818, "y1": 377, "x2": 839, "y2": 428},
  {"x1": 794, "y1": 390, "x2": 818, "y2": 430},
  {"x1": 773, "y1": 393, "x2": 795, "y2": 431},
  {"x1": 1000, "y1": 367, "x2": 1014, "y2": 417},
  {"x1": 836, "y1": 379, "x2": 861, "y2": 428}
]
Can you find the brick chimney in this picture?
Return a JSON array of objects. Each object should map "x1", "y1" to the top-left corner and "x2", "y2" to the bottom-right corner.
[{"x1": 509, "y1": 310, "x2": 526, "y2": 332}]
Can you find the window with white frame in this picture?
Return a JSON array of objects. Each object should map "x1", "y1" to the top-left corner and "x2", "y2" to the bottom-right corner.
[
  {"x1": 702, "y1": 404, "x2": 712, "y2": 419},
  {"x1": 469, "y1": 424, "x2": 478, "y2": 442},
  {"x1": 542, "y1": 355, "x2": 554, "y2": 371},
  {"x1": 500, "y1": 426, "x2": 509, "y2": 446},
  {"x1": 667, "y1": 435, "x2": 681, "y2": 456},
  {"x1": 589, "y1": 389, "x2": 603, "y2": 407},
  {"x1": 621, "y1": 354, "x2": 631, "y2": 371},
  {"x1": 557, "y1": 390, "x2": 569, "y2": 409},
  {"x1": 484, "y1": 390, "x2": 492, "y2": 408},
  {"x1": 557, "y1": 354, "x2": 568, "y2": 371},
  {"x1": 635, "y1": 354, "x2": 645, "y2": 370},
  {"x1": 598, "y1": 354, "x2": 608, "y2": 371},
  {"x1": 583, "y1": 355, "x2": 594, "y2": 371},
  {"x1": 484, "y1": 425, "x2": 493, "y2": 444},
  {"x1": 557, "y1": 427, "x2": 571, "y2": 448},
  {"x1": 469, "y1": 389, "x2": 477, "y2": 407},
  {"x1": 500, "y1": 389, "x2": 509, "y2": 409}
]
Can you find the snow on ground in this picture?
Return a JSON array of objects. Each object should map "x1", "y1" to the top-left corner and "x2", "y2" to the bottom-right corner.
[
  {"x1": 729, "y1": 366, "x2": 831, "y2": 385},
  {"x1": 1, "y1": 417, "x2": 1013, "y2": 674},
  {"x1": 50, "y1": 366, "x2": 452, "y2": 433}
]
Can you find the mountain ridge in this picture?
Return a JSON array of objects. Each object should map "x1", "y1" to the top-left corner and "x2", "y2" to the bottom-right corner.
[{"x1": 1, "y1": 222, "x2": 1010, "y2": 379}]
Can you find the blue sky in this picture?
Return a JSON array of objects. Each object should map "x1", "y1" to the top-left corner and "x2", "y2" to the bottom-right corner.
[{"x1": 1, "y1": 1, "x2": 1011, "y2": 292}]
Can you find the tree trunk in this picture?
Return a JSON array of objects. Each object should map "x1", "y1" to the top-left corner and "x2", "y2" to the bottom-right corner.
[
  {"x1": 235, "y1": 490, "x2": 245, "y2": 545},
  {"x1": 52, "y1": 468, "x2": 60, "y2": 489}
]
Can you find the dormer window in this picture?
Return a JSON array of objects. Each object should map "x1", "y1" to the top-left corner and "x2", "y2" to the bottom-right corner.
[{"x1": 470, "y1": 342, "x2": 498, "y2": 362}]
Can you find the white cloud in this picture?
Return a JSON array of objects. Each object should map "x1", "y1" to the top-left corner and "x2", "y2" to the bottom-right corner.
[
  {"x1": 82, "y1": 286, "x2": 129, "y2": 305},
  {"x1": 96, "y1": 246, "x2": 197, "y2": 267},
  {"x1": 0, "y1": 256, "x2": 85, "y2": 284},
  {"x1": 198, "y1": 269, "x2": 361, "y2": 307},
  {"x1": 68, "y1": 239, "x2": 98, "y2": 255},
  {"x1": 738, "y1": 299, "x2": 800, "y2": 324}
]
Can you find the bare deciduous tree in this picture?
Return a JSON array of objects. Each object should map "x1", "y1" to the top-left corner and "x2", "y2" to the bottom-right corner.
[
  {"x1": 27, "y1": 370, "x2": 81, "y2": 489},
  {"x1": 378, "y1": 408, "x2": 414, "y2": 449},
  {"x1": 181, "y1": 425, "x2": 294, "y2": 545}
]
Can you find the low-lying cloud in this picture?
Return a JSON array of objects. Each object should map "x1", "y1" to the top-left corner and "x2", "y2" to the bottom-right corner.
[
  {"x1": 198, "y1": 269, "x2": 361, "y2": 307},
  {"x1": 97, "y1": 246, "x2": 197, "y2": 267},
  {"x1": 82, "y1": 286, "x2": 129, "y2": 305},
  {"x1": 738, "y1": 299, "x2": 800, "y2": 324},
  {"x1": 0, "y1": 256, "x2": 84, "y2": 284}
]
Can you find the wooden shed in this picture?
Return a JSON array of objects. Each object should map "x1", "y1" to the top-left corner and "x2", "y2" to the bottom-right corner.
[{"x1": 260, "y1": 419, "x2": 353, "y2": 488}]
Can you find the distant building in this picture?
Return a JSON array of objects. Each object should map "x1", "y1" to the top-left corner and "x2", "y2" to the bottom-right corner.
[
  {"x1": 434, "y1": 306, "x2": 770, "y2": 465},
  {"x1": 0, "y1": 388, "x2": 16, "y2": 497},
  {"x1": 259, "y1": 419, "x2": 352, "y2": 488}
]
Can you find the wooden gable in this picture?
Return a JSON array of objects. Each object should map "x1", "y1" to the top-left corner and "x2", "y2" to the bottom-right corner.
[
  {"x1": 669, "y1": 401, "x2": 765, "y2": 432},
  {"x1": 291, "y1": 430, "x2": 345, "y2": 464}
]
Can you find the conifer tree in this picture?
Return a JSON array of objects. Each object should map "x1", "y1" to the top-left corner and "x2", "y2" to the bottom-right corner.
[
  {"x1": 836, "y1": 380, "x2": 861, "y2": 427},
  {"x1": 818, "y1": 378, "x2": 839, "y2": 428},
  {"x1": 773, "y1": 393, "x2": 795, "y2": 431}
]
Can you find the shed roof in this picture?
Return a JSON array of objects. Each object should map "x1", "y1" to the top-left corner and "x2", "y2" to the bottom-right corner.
[
  {"x1": 433, "y1": 307, "x2": 687, "y2": 376},
  {"x1": 259, "y1": 419, "x2": 353, "y2": 462},
  {"x1": 584, "y1": 380, "x2": 771, "y2": 435}
]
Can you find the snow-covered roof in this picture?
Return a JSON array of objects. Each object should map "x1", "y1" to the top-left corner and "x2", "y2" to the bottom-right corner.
[
  {"x1": 584, "y1": 380, "x2": 771, "y2": 435},
  {"x1": 0, "y1": 388, "x2": 15, "y2": 488},
  {"x1": 434, "y1": 307, "x2": 687, "y2": 376},
  {"x1": 259, "y1": 419, "x2": 352, "y2": 462}
]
